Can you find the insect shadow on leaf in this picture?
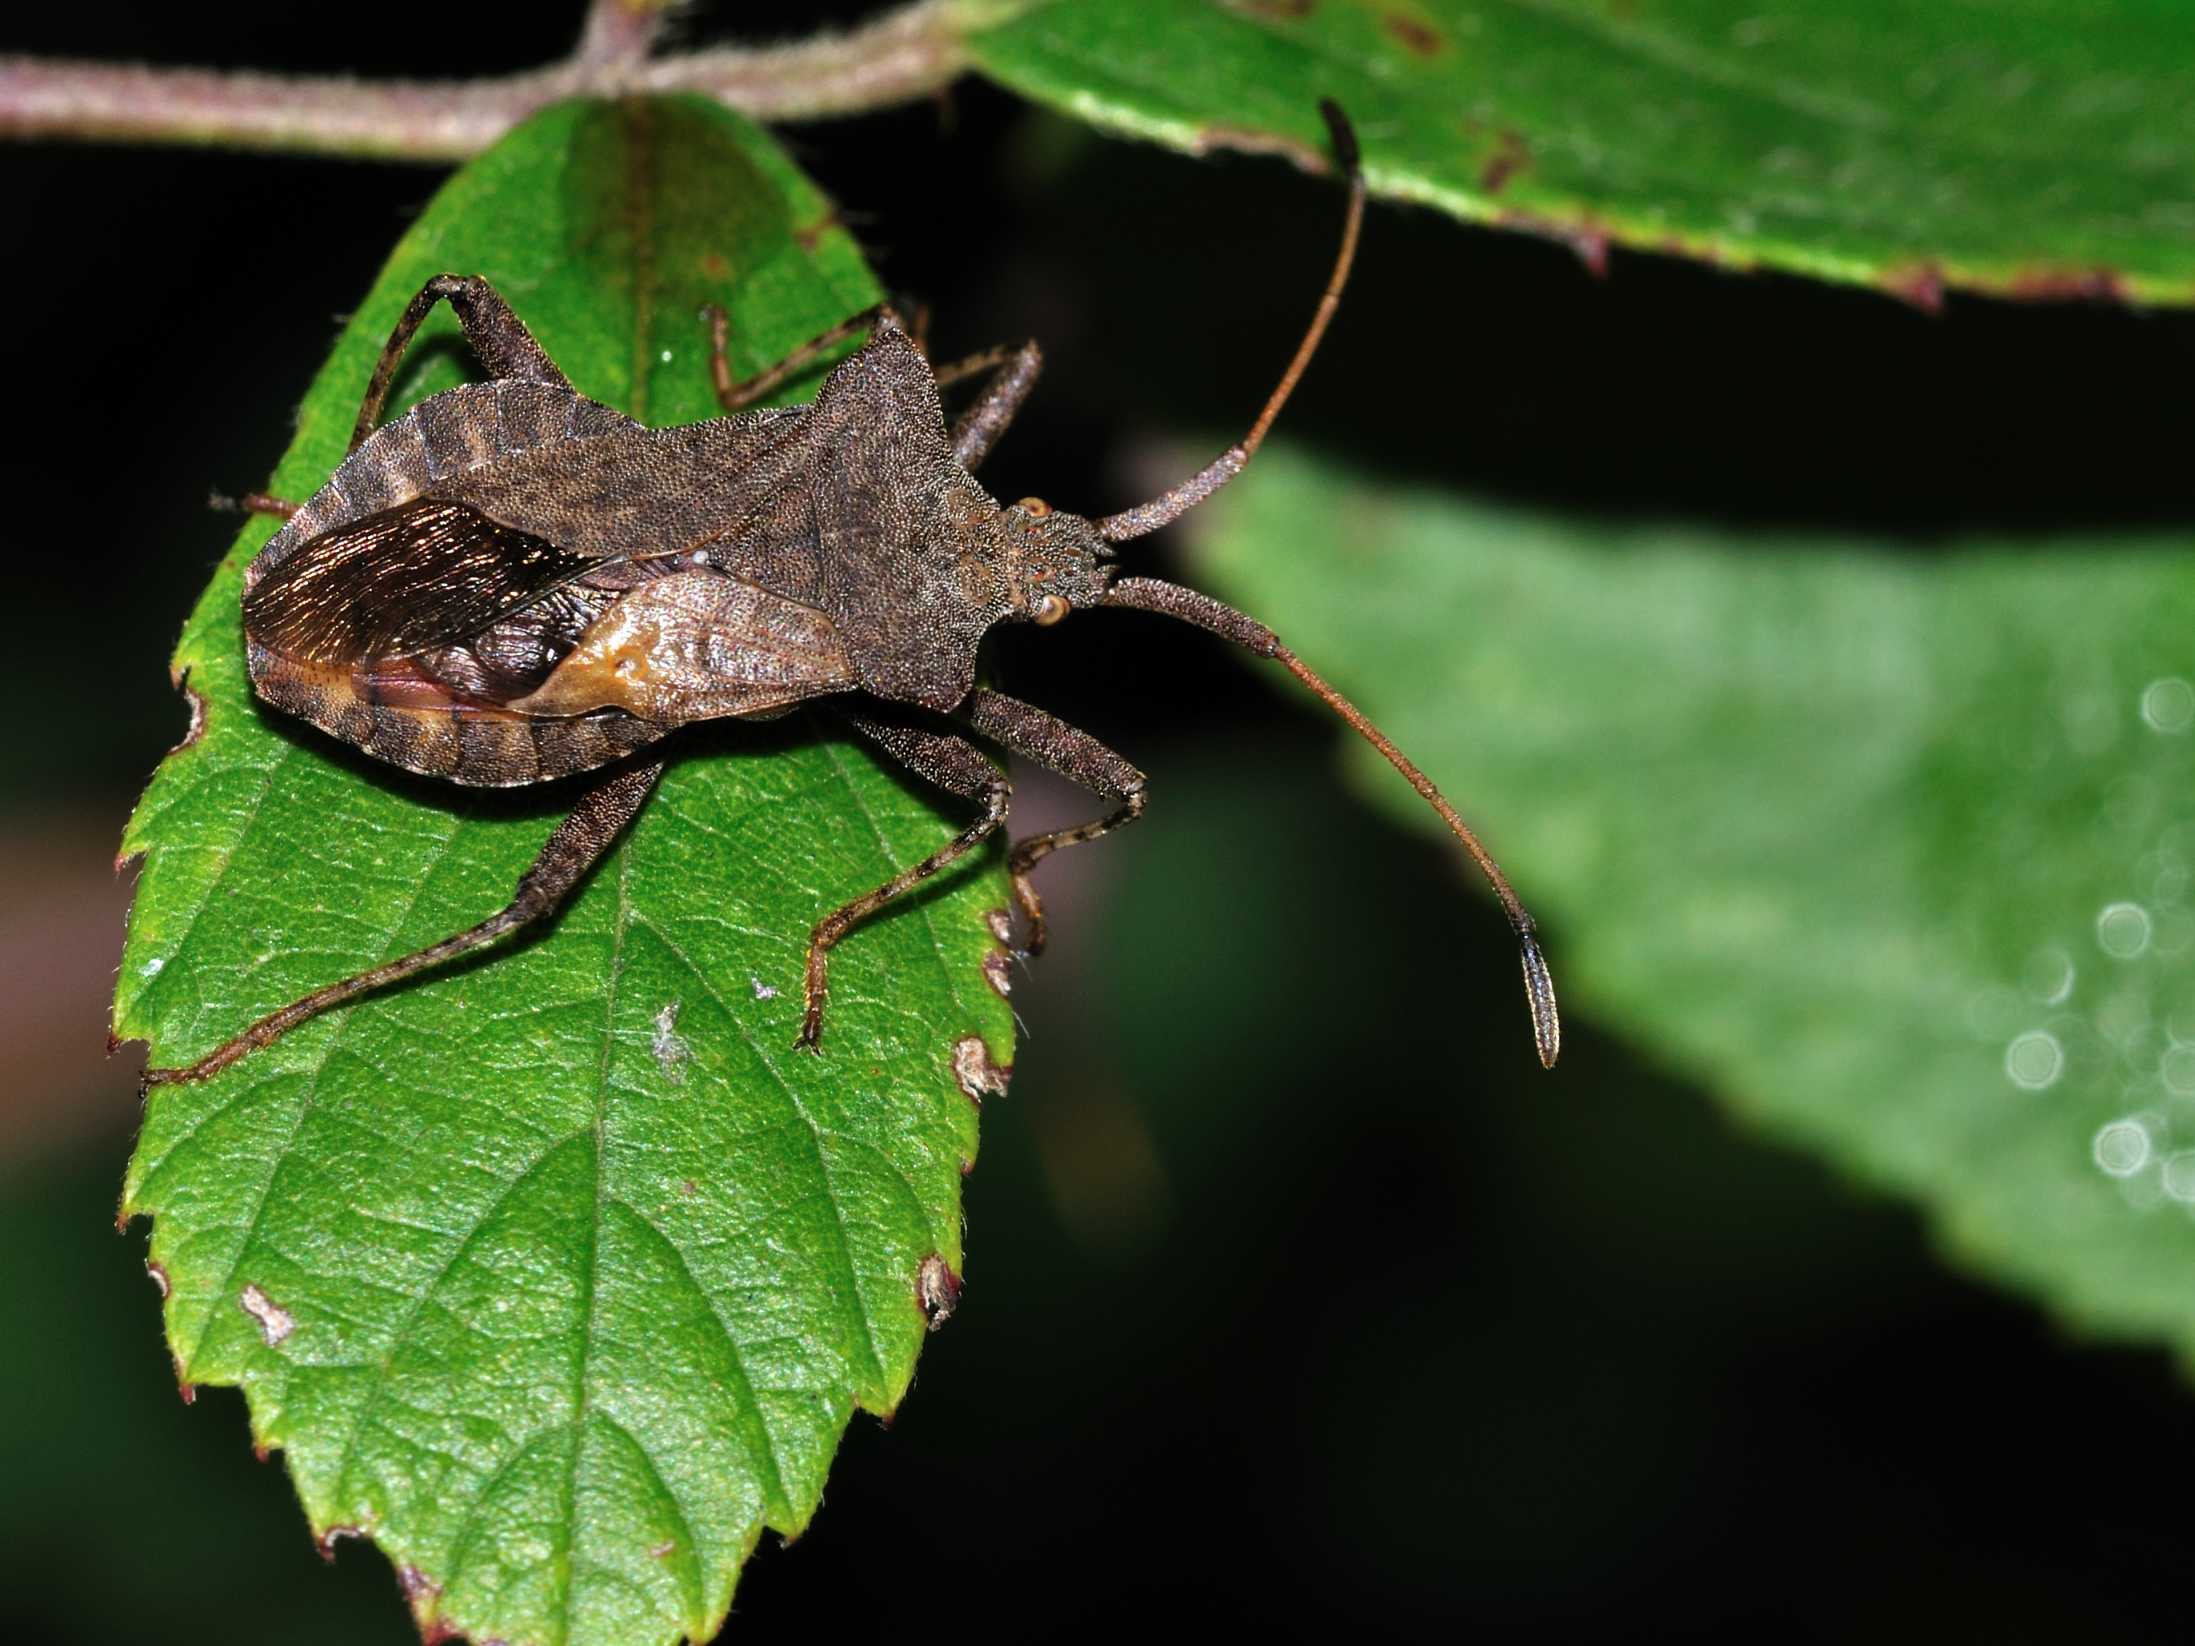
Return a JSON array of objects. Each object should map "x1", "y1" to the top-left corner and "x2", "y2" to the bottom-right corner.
[{"x1": 149, "y1": 101, "x2": 1558, "y2": 1087}]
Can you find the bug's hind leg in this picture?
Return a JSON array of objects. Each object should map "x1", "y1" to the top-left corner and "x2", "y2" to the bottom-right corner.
[
  {"x1": 143, "y1": 760, "x2": 662, "y2": 1086},
  {"x1": 800, "y1": 712, "x2": 1010, "y2": 1051},
  {"x1": 351, "y1": 273, "x2": 575, "y2": 451},
  {"x1": 961, "y1": 690, "x2": 1146, "y2": 958}
]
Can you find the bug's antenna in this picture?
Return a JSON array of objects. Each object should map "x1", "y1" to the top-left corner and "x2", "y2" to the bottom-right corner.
[
  {"x1": 1097, "y1": 575, "x2": 1560, "y2": 1069},
  {"x1": 1093, "y1": 100, "x2": 1366, "y2": 545}
]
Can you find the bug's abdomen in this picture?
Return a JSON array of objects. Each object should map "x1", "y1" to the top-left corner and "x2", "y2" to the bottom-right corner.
[{"x1": 251, "y1": 645, "x2": 667, "y2": 787}]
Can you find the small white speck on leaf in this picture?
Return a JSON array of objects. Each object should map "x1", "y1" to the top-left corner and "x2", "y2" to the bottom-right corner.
[
  {"x1": 239, "y1": 1283, "x2": 294, "y2": 1346},
  {"x1": 952, "y1": 1035, "x2": 1011, "y2": 1105},
  {"x1": 918, "y1": 1254, "x2": 964, "y2": 1330},
  {"x1": 750, "y1": 976, "x2": 779, "y2": 1000},
  {"x1": 652, "y1": 1001, "x2": 690, "y2": 1084}
]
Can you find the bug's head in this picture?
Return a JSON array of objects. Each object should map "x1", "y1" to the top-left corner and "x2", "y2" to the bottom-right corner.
[{"x1": 999, "y1": 495, "x2": 1115, "y2": 628}]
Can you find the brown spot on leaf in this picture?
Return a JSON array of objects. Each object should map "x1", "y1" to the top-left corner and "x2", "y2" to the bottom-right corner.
[
  {"x1": 1499, "y1": 210, "x2": 1611, "y2": 278},
  {"x1": 918, "y1": 1254, "x2": 964, "y2": 1330},
  {"x1": 400, "y1": 1564, "x2": 441, "y2": 1602},
  {"x1": 239, "y1": 1282, "x2": 295, "y2": 1346},
  {"x1": 174, "y1": 1352, "x2": 195, "y2": 1404},
  {"x1": 952, "y1": 1035, "x2": 1011, "y2": 1106},
  {"x1": 2007, "y1": 266, "x2": 2130, "y2": 304},
  {"x1": 1882, "y1": 262, "x2": 1946, "y2": 315},
  {"x1": 253, "y1": 1441, "x2": 271, "y2": 1463},
  {"x1": 1381, "y1": 9, "x2": 1445, "y2": 55},
  {"x1": 145, "y1": 1260, "x2": 169, "y2": 1298},
  {"x1": 404, "y1": 1564, "x2": 454, "y2": 1644},
  {"x1": 793, "y1": 211, "x2": 842, "y2": 255},
  {"x1": 1189, "y1": 123, "x2": 1332, "y2": 177},
  {"x1": 165, "y1": 669, "x2": 209, "y2": 757},
  {"x1": 982, "y1": 951, "x2": 1013, "y2": 998},
  {"x1": 698, "y1": 251, "x2": 731, "y2": 282},
  {"x1": 1224, "y1": 0, "x2": 1314, "y2": 17},
  {"x1": 1479, "y1": 129, "x2": 1531, "y2": 195},
  {"x1": 985, "y1": 907, "x2": 1014, "y2": 946}
]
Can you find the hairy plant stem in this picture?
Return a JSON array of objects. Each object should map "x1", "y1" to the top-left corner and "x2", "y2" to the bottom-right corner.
[{"x1": 0, "y1": 0, "x2": 979, "y2": 161}]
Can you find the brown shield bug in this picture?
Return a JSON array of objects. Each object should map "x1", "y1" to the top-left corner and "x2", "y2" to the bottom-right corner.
[{"x1": 151, "y1": 103, "x2": 1559, "y2": 1087}]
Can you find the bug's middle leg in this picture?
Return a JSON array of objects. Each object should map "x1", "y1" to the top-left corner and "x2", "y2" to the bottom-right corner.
[
  {"x1": 702, "y1": 303, "x2": 896, "y2": 413},
  {"x1": 800, "y1": 712, "x2": 1011, "y2": 1051},
  {"x1": 961, "y1": 689, "x2": 1146, "y2": 958},
  {"x1": 210, "y1": 490, "x2": 301, "y2": 520}
]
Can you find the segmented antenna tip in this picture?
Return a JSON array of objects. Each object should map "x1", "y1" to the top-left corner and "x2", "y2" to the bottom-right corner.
[{"x1": 1519, "y1": 932, "x2": 1561, "y2": 1069}]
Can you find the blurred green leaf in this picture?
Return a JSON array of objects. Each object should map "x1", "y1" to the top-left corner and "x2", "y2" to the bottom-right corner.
[
  {"x1": 113, "y1": 97, "x2": 1009, "y2": 1646},
  {"x1": 1195, "y1": 447, "x2": 2195, "y2": 1358},
  {"x1": 970, "y1": 0, "x2": 2195, "y2": 304}
]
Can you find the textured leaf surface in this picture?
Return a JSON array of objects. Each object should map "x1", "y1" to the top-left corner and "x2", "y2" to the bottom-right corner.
[
  {"x1": 1198, "y1": 448, "x2": 2195, "y2": 1359},
  {"x1": 114, "y1": 98, "x2": 1010, "y2": 1646},
  {"x1": 970, "y1": 0, "x2": 2195, "y2": 304}
]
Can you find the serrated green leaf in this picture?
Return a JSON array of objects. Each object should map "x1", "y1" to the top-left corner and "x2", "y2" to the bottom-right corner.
[
  {"x1": 114, "y1": 97, "x2": 1011, "y2": 1646},
  {"x1": 969, "y1": 0, "x2": 2195, "y2": 304},
  {"x1": 1196, "y1": 447, "x2": 2195, "y2": 1361}
]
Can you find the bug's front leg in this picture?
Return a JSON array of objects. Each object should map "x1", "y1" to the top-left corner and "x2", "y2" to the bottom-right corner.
[
  {"x1": 801, "y1": 712, "x2": 1011, "y2": 1051},
  {"x1": 960, "y1": 690, "x2": 1146, "y2": 958},
  {"x1": 144, "y1": 760, "x2": 662, "y2": 1085},
  {"x1": 933, "y1": 342, "x2": 1043, "y2": 470}
]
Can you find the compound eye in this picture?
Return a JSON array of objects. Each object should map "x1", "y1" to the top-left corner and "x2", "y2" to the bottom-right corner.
[
  {"x1": 1033, "y1": 593, "x2": 1070, "y2": 627},
  {"x1": 1017, "y1": 496, "x2": 1053, "y2": 519}
]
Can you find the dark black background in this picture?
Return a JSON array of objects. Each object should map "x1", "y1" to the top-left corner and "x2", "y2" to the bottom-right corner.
[{"x1": 7, "y1": 4, "x2": 2195, "y2": 1642}]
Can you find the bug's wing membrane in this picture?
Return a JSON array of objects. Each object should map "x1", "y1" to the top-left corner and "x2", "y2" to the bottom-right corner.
[{"x1": 243, "y1": 498, "x2": 601, "y2": 666}]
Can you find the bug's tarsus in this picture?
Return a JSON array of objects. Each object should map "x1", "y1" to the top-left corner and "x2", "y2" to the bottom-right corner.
[
  {"x1": 960, "y1": 689, "x2": 1148, "y2": 957},
  {"x1": 801, "y1": 714, "x2": 1014, "y2": 1051},
  {"x1": 1093, "y1": 98, "x2": 1367, "y2": 545},
  {"x1": 142, "y1": 760, "x2": 662, "y2": 1086},
  {"x1": 210, "y1": 489, "x2": 301, "y2": 520}
]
